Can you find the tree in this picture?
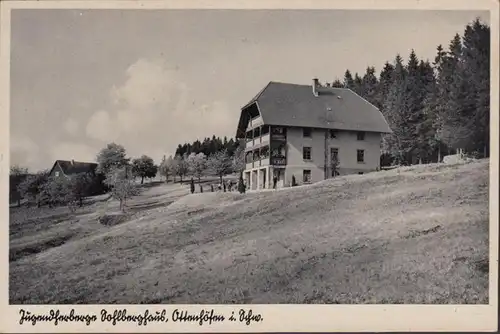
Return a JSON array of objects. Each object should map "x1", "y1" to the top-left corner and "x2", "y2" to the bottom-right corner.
[
  {"x1": 96, "y1": 143, "x2": 130, "y2": 176},
  {"x1": 172, "y1": 154, "x2": 189, "y2": 183},
  {"x1": 353, "y1": 73, "x2": 364, "y2": 96},
  {"x1": 69, "y1": 173, "x2": 93, "y2": 207},
  {"x1": 377, "y1": 62, "x2": 395, "y2": 110},
  {"x1": 382, "y1": 54, "x2": 412, "y2": 165},
  {"x1": 41, "y1": 176, "x2": 77, "y2": 212},
  {"x1": 10, "y1": 165, "x2": 29, "y2": 207},
  {"x1": 206, "y1": 149, "x2": 233, "y2": 183},
  {"x1": 404, "y1": 49, "x2": 428, "y2": 164},
  {"x1": 343, "y1": 69, "x2": 354, "y2": 89},
  {"x1": 17, "y1": 170, "x2": 49, "y2": 207},
  {"x1": 331, "y1": 79, "x2": 344, "y2": 88},
  {"x1": 104, "y1": 167, "x2": 139, "y2": 211},
  {"x1": 232, "y1": 143, "x2": 245, "y2": 175},
  {"x1": 131, "y1": 155, "x2": 157, "y2": 184},
  {"x1": 436, "y1": 33, "x2": 475, "y2": 154},
  {"x1": 361, "y1": 66, "x2": 379, "y2": 106},
  {"x1": 186, "y1": 152, "x2": 207, "y2": 182},
  {"x1": 159, "y1": 155, "x2": 174, "y2": 183},
  {"x1": 461, "y1": 18, "x2": 490, "y2": 156}
]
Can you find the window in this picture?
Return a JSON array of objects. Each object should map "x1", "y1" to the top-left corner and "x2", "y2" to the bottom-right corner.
[
  {"x1": 303, "y1": 169, "x2": 312, "y2": 183},
  {"x1": 358, "y1": 172, "x2": 364, "y2": 175},
  {"x1": 357, "y1": 149, "x2": 365, "y2": 163},
  {"x1": 303, "y1": 128, "x2": 312, "y2": 138},
  {"x1": 329, "y1": 129, "x2": 338, "y2": 138},
  {"x1": 357, "y1": 131, "x2": 365, "y2": 141},
  {"x1": 303, "y1": 147, "x2": 312, "y2": 160},
  {"x1": 55, "y1": 171, "x2": 60, "y2": 177}
]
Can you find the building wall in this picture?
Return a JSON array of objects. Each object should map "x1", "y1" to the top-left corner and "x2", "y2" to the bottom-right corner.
[
  {"x1": 284, "y1": 127, "x2": 382, "y2": 186},
  {"x1": 242, "y1": 123, "x2": 383, "y2": 188},
  {"x1": 49, "y1": 163, "x2": 66, "y2": 178}
]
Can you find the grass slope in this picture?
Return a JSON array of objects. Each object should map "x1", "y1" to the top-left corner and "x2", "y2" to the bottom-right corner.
[{"x1": 9, "y1": 160, "x2": 489, "y2": 304}]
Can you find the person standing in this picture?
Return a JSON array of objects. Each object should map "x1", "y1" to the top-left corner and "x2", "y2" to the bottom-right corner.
[{"x1": 273, "y1": 175, "x2": 278, "y2": 190}]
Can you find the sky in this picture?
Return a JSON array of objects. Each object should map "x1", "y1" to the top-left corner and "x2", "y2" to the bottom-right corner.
[{"x1": 10, "y1": 9, "x2": 490, "y2": 171}]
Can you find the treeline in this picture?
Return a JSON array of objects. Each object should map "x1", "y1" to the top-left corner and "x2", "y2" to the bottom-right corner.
[
  {"x1": 329, "y1": 18, "x2": 490, "y2": 165},
  {"x1": 175, "y1": 135, "x2": 241, "y2": 157}
]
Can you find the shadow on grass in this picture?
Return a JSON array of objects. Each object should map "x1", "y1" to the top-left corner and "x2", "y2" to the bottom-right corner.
[{"x1": 10, "y1": 233, "x2": 74, "y2": 262}]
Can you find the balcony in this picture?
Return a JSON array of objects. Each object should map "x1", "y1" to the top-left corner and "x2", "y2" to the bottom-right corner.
[
  {"x1": 270, "y1": 156, "x2": 287, "y2": 166},
  {"x1": 246, "y1": 116, "x2": 264, "y2": 130},
  {"x1": 245, "y1": 132, "x2": 270, "y2": 149},
  {"x1": 244, "y1": 144, "x2": 270, "y2": 170}
]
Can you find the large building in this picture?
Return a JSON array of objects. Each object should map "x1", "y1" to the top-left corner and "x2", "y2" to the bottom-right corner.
[{"x1": 235, "y1": 79, "x2": 392, "y2": 190}]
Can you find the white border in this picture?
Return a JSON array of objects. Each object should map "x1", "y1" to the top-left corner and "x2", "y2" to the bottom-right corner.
[{"x1": 0, "y1": 0, "x2": 498, "y2": 332}]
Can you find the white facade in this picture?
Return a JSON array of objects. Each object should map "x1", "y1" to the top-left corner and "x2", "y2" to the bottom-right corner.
[{"x1": 243, "y1": 123, "x2": 382, "y2": 190}]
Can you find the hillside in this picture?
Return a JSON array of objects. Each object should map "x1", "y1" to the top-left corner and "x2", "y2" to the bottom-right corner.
[{"x1": 9, "y1": 159, "x2": 489, "y2": 304}]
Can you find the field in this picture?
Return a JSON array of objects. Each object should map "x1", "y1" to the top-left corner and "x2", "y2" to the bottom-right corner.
[{"x1": 9, "y1": 159, "x2": 489, "y2": 304}]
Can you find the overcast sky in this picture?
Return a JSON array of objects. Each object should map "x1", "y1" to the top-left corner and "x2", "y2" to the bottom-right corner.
[{"x1": 10, "y1": 9, "x2": 489, "y2": 171}]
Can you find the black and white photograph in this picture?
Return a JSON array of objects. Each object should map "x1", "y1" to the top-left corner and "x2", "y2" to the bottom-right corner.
[{"x1": 1, "y1": 0, "x2": 498, "y2": 332}]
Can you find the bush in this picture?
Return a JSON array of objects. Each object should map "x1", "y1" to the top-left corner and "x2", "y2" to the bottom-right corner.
[{"x1": 98, "y1": 212, "x2": 128, "y2": 226}]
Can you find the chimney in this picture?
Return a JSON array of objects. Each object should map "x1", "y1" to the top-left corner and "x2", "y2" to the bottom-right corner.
[{"x1": 312, "y1": 78, "x2": 319, "y2": 97}]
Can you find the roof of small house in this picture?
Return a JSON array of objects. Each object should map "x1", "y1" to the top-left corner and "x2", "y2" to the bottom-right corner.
[
  {"x1": 50, "y1": 160, "x2": 98, "y2": 176},
  {"x1": 236, "y1": 81, "x2": 392, "y2": 138}
]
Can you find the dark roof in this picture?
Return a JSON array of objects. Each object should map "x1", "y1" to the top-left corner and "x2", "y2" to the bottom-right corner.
[
  {"x1": 236, "y1": 81, "x2": 392, "y2": 137},
  {"x1": 52, "y1": 160, "x2": 98, "y2": 176}
]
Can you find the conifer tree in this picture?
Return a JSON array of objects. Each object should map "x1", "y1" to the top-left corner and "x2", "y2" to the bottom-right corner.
[{"x1": 343, "y1": 69, "x2": 354, "y2": 89}]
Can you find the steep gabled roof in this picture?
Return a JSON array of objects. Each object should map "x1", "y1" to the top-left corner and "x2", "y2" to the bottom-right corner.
[
  {"x1": 50, "y1": 160, "x2": 98, "y2": 176},
  {"x1": 236, "y1": 81, "x2": 392, "y2": 137}
]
